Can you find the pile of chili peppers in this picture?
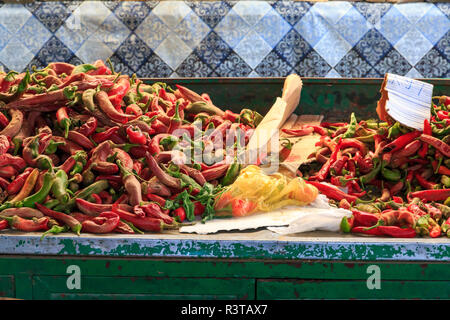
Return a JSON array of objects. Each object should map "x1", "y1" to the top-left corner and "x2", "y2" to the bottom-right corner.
[
  {"x1": 0, "y1": 60, "x2": 262, "y2": 237},
  {"x1": 292, "y1": 96, "x2": 450, "y2": 238}
]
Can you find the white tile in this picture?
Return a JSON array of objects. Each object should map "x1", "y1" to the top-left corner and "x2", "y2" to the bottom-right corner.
[
  {"x1": 312, "y1": 1, "x2": 352, "y2": 25},
  {"x1": 152, "y1": 1, "x2": 191, "y2": 30},
  {"x1": 234, "y1": 30, "x2": 272, "y2": 69},
  {"x1": 314, "y1": 28, "x2": 352, "y2": 67},
  {"x1": 74, "y1": 1, "x2": 111, "y2": 34},
  {"x1": 135, "y1": 12, "x2": 171, "y2": 51},
  {"x1": 394, "y1": 28, "x2": 433, "y2": 66},
  {"x1": 214, "y1": 9, "x2": 251, "y2": 48},
  {"x1": 0, "y1": 38, "x2": 34, "y2": 71},
  {"x1": 96, "y1": 13, "x2": 130, "y2": 51},
  {"x1": 154, "y1": 34, "x2": 192, "y2": 70},
  {"x1": 405, "y1": 67, "x2": 423, "y2": 79},
  {"x1": 17, "y1": 16, "x2": 52, "y2": 55},
  {"x1": 394, "y1": 2, "x2": 433, "y2": 24},
  {"x1": 76, "y1": 35, "x2": 114, "y2": 64},
  {"x1": 233, "y1": 1, "x2": 272, "y2": 26},
  {"x1": 174, "y1": 11, "x2": 210, "y2": 49},
  {"x1": 326, "y1": 68, "x2": 341, "y2": 78},
  {"x1": 0, "y1": 4, "x2": 31, "y2": 34},
  {"x1": 254, "y1": 9, "x2": 291, "y2": 47}
]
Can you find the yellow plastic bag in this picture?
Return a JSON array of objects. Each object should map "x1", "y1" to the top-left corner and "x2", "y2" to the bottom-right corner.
[{"x1": 214, "y1": 165, "x2": 318, "y2": 217}]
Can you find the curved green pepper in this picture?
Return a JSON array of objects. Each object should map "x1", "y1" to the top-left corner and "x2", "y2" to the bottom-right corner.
[
  {"x1": 221, "y1": 162, "x2": 241, "y2": 186},
  {"x1": 15, "y1": 172, "x2": 55, "y2": 209},
  {"x1": 51, "y1": 169, "x2": 69, "y2": 204}
]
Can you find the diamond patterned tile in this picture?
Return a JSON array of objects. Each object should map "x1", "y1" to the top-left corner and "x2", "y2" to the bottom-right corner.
[
  {"x1": 173, "y1": 11, "x2": 211, "y2": 50},
  {"x1": 35, "y1": 36, "x2": 76, "y2": 66},
  {"x1": 394, "y1": 28, "x2": 433, "y2": 66},
  {"x1": 108, "y1": 53, "x2": 134, "y2": 76},
  {"x1": 136, "y1": 53, "x2": 173, "y2": 78},
  {"x1": 435, "y1": 3, "x2": 450, "y2": 18},
  {"x1": 233, "y1": 30, "x2": 272, "y2": 69},
  {"x1": 375, "y1": 6, "x2": 411, "y2": 45},
  {"x1": 272, "y1": 1, "x2": 311, "y2": 26},
  {"x1": 0, "y1": 4, "x2": 31, "y2": 34},
  {"x1": 152, "y1": 1, "x2": 191, "y2": 30},
  {"x1": 115, "y1": 33, "x2": 152, "y2": 72},
  {"x1": 154, "y1": 34, "x2": 192, "y2": 70},
  {"x1": 194, "y1": 31, "x2": 232, "y2": 69},
  {"x1": 374, "y1": 47, "x2": 412, "y2": 76},
  {"x1": 334, "y1": 49, "x2": 372, "y2": 78},
  {"x1": 75, "y1": 1, "x2": 111, "y2": 34},
  {"x1": 395, "y1": 2, "x2": 433, "y2": 24},
  {"x1": 293, "y1": 8, "x2": 329, "y2": 48},
  {"x1": 0, "y1": 38, "x2": 34, "y2": 72},
  {"x1": 312, "y1": 1, "x2": 352, "y2": 25},
  {"x1": 214, "y1": 9, "x2": 251, "y2": 48},
  {"x1": 26, "y1": 57, "x2": 46, "y2": 72},
  {"x1": 254, "y1": 8, "x2": 291, "y2": 47},
  {"x1": 335, "y1": 6, "x2": 371, "y2": 47},
  {"x1": 113, "y1": 1, "x2": 151, "y2": 31},
  {"x1": 293, "y1": 49, "x2": 331, "y2": 77},
  {"x1": 17, "y1": 15, "x2": 52, "y2": 55},
  {"x1": 135, "y1": 12, "x2": 171, "y2": 51},
  {"x1": 33, "y1": 2, "x2": 70, "y2": 33},
  {"x1": 214, "y1": 52, "x2": 252, "y2": 77},
  {"x1": 55, "y1": 13, "x2": 92, "y2": 53},
  {"x1": 76, "y1": 35, "x2": 114, "y2": 64},
  {"x1": 314, "y1": 28, "x2": 352, "y2": 67},
  {"x1": 186, "y1": 0, "x2": 233, "y2": 28},
  {"x1": 176, "y1": 52, "x2": 213, "y2": 77},
  {"x1": 354, "y1": 28, "x2": 392, "y2": 67},
  {"x1": 353, "y1": 2, "x2": 391, "y2": 25},
  {"x1": 233, "y1": 0, "x2": 272, "y2": 26},
  {"x1": 274, "y1": 28, "x2": 312, "y2": 67},
  {"x1": 416, "y1": 5, "x2": 450, "y2": 45},
  {"x1": 405, "y1": 67, "x2": 424, "y2": 79},
  {"x1": 435, "y1": 30, "x2": 450, "y2": 58},
  {"x1": 95, "y1": 12, "x2": 131, "y2": 52},
  {"x1": 0, "y1": 24, "x2": 11, "y2": 52},
  {"x1": 415, "y1": 48, "x2": 449, "y2": 78},
  {"x1": 365, "y1": 68, "x2": 382, "y2": 78},
  {"x1": 325, "y1": 68, "x2": 342, "y2": 78},
  {"x1": 255, "y1": 51, "x2": 293, "y2": 77}
]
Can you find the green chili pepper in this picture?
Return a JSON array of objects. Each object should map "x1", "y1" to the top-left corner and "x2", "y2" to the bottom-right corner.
[
  {"x1": 239, "y1": 109, "x2": 254, "y2": 127},
  {"x1": 43, "y1": 199, "x2": 60, "y2": 209},
  {"x1": 70, "y1": 161, "x2": 84, "y2": 176},
  {"x1": 15, "y1": 172, "x2": 55, "y2": 209},
  {"x1": 45, "y1": 140, "x2": 65, "y2": 155},
  {"x1": 441, "y1": 175, "x2": 450, "y2": 188},
  {"x1": 40, "y1": 225, "x2": 69, "y2": 240},
  {"x1": 82, "y1": 169, "x2": 95, "y2": 186},
  {"x1": 160, "y1": 136, "x2": 179, "y2": 150},
  {"x1": 432, "y1": 125, "x2": 450, "y2": 136},
  {"x1": 221, "y1": 161, "x2": 241, "y2": 186},
  {"x1": 82, "y1": 89, "x2": 97, "y2": 112},
  {"x1": 253, "y1": 111, "x2": 264, "y2": 127},
  {"x1": 180, "y1": 173, "x2": 202, "y2": 190},
  {"x1": 381, "y1": 165, "x2": 401, "y2": 182},
  {"x1": 51, "y1": 169, "x2": 69, "y2": 204},
  {"x1": 342, "y1": 113, "x2": 357, "y2": 138},
  {"x1": 36, "y1": 155, "x2": 54, "y2": 171},
  {"x1": 359, "y1": 159, "x2": 382, "y2": 186}
]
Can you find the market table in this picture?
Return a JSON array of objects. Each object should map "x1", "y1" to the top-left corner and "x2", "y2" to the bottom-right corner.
[{"x1": 0, "y1": 77, "x2": 448, "y2": 300}]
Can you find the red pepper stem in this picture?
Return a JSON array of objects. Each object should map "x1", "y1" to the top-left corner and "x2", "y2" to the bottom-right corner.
[{"x1": 363, "y1": 219, "x2": 385, "y2": 231}]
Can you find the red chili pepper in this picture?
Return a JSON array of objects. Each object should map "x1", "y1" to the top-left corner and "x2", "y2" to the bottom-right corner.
[
  {"x1": 140, "y1": 203, "x2": 174, "y2": 225},
  {"x1": 279, "y1": 138, "x2": 293, "y2": 162},
  {"x1": 330, "y1": 154, "x2": 348, "y2": 176},
  {"x1": 352, "y1": 209, "x2": 379, "y2": 227},
  {"x1": 351, "y1": 226, "x2": 384, "y2": 236},
  {"x1": 125, "y1": 103, "x2": 143, "y2": 117},
  {"x1": 222, "y1": 110, "x2": 239, "y2": 122},
  {"x1": 377, "y1": 226, "x2": 416, "y2": 238},
  {"x1": 431, "y1": 160, "x2": 450, "y2": 175},
  {"x1": 306, "y1": 180, "x2": 357, "y2": 204},
  {"x1": 96, "y1": 90, "x2": 134, "y2": 124},
  {"x1": 407, "y1": 203, "x2": 428, "y2": 217},
  {"x1": 409, "y1": 189, "x2": 450, "y2": 202},
  {"x1": 414, "y1": 172, "x2": 438, "y2": 190},
  {"x1": 89, "y1": 60, "x2": 112, "y2": 76},
  {"x1": 0, "y1": 219, "x2": 8, "y2": 230},
  {"x1": 193, "y1": 201, "x2": 205, "y2": 216},
  {"x1": 383, "y1": 131, "x2": 421, "y2": 154},
  {"x1": 424, "y1": 203, "x2": 442, "y2": 221},
  {"x1": 173, "y1": 207, "x2": 186, "y2": 222},
  {"x1": 419, "y1": 134, "x2": 450, "y2": 157},
  {"x1": 0, "y1": 215, "x2": 48, "y2": 232},
  {"x1": 91, "y1": 193, "x2": 102, "y2": 204},
  {"x1": 418, "y1": 119, "x2": 431, "y2": 158},
  {"x1": 320, "y1": 122, "x2": 347, "y2": 128},
  {"x1": 146, "y1": 194, "x2": 166, "y2": 207},
  {"x1": 0, "y1": 165, "x2": 17, "y2": 179},
  {"x1": 35, "y1": 203, "x2": 82, "y2": 235},
  {"x1": 0, "y1": 112, "x2": 9, "y2": 128},
  {"x1": 437, "y1": 110, "x2": 449, "y2": 120},
  {"x1": 281, "y1": 127, "x2": 314, "y2": 137},
  {"x1": 7, "y1": 167, "x2": 33, "y2": 195},
  {"x1": 168, "y1": 101, "x2": 182, "y2": 134},
  {"x1": 92, "y1": 126, "x2": 119, "y2": 144},
  {"x1": 56, "y1": 107, "x2": 71, "y2": 138},
  {"x1": 81, "y1": 211, "x2": 120, "y2": 234},
  {"x1": 126, "y1": 125, "x2": 147, "y2": 145},
  {"x1": 78, "y1": 117, "x2": 97, "y2": 137},
  {"x1": 112, "y1": 204, "x2": 168, "y2": 232},
  {"x1": 310, "y1": 140, "x2": 342, "y2": 181}
]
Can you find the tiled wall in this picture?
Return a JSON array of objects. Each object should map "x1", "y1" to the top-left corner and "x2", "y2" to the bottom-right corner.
[{"x1": 0, "y1": 1, "x2": 448, "y2": 78}]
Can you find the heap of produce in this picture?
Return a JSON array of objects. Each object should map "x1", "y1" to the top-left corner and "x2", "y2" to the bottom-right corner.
[
  {"x1": 0, "y1": 60, "x2": 265, "y2": 237},
  {"x1": 291, "y1": 95, "x2": 450, "y2": 238}
]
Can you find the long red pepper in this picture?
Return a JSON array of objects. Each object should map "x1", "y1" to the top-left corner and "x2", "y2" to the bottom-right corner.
[
  {"x1": 81, "y1": 211, "x2": 120, "y2": 234},
  {"x1": 310, "y1": 140, "x2": 342, "y2": 181},
  {"x1": 306, "y1": 180, "x2": 358, "y2": 204},
  {"x1": 383, "y1": 131, "x2": 421, "y2": 154},
  {"x1": 418, "y1": 119, "x2": 431, "y2": 158},
  {"x1": 409, "y1": 189, "x2": 450, "y2": 202},
  {"x1": 419, "y1": 134, "x2": 450, "y2": 157}
]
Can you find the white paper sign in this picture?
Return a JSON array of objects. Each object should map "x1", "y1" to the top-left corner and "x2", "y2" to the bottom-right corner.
[{"x1": 384, "y1": 73, "x2": 433, "y2": 131}]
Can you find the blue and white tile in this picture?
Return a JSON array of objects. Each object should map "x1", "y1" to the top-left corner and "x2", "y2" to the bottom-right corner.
[
  {"x1": 151, "y1": 1, "x2": 191, "y2": 30},
  {"x1": 136, "y1": 53, "x2": 173, "y2": 79},
  {"x1": 274, "y1": 29, "x2": 312, "y2": 67},
  {"x1": 0, "y1": 24, "x2": 11, "y2": 53},
  {"x1": 73, "y1": 1, "x2": 111, "y2": 34},
  {"x1": 326, "y1": 68, "x2": 342, "y2": 78},
  {"x1": 335, "y1": 6, "x2": 371, "y2": 47},
  {"x1": 414, "y1": 48, "x2": 449, "y2": 78},
  {"x1": 416, "y1": 4, "x2": 450, "y2": 45},
  {"x1": 194, "y1": 31, "x2": 232, "y2": 69},
  {"x1": 294, "y1": 8, "x2": 329, "y2": 48},
  {"x1": 334, "y1": 49, "x2": 372, "y2": 78},
  {"x1": 154, "y1": 33, "x2": 192, "y2": 70},
  {"x1": 394, "y1": 28, "x2": 433, "y2": 66},
  {"x1": 375, "y1": 6, "x2": 411, "y2": 45},
  {"x1": 314, "y1": 28, "x2": 352, "y2": 67},
  {"x1": 135, "y1": 12, "x2": 171, "y2": 51},
  {"x1": 272, "y1": 1, "x2": 312, "y2": 26},
  {"x1": 95, "y1": 13, "x2": 130, "y2": 52},
  {"x1": 76, "y1": 35, "x2": 114, "y2": 64},
  {"x1": 312, "y1": 1, "x2": 353, "y2": 25},
  {"x1": 353, "y1": 2, "x2": 391, "y2": 25},
  {"x1": 374, "y1": 48, "x2": 412, "y2": 76},
  {"x1": 113, "y1": 1, "x2": 150, "y2": 31},
  {"x1": 354, "y1": 28, "x2": 392, "y2": 67},
  {"x1": 33, "y1": 2, "x2": 71, "y2": 33},
  {"x1": 255, "y1": 51, "x2": 293, "y2": 77},
  {"x1": 214, "y1": 9, "x2": 251, "y2": 48},
  {"x1": 108, "y1": 53, "x2": 134, "y2": 76},
  {"x1": 115, "y1": 33, "x2": 152, "y2": 72},
  {"x1": 55, "y1": 13, "x2": 93, "y2": 53},
  {"x1": 173, "y1": 11, "x2": 211, "y2": 50},
  {"x1": 186, "y1": 0, "x2": 233, "y2": 28},
  {"x1": 254, "y1": 8, "x2": 291, "y2": 47},
  {"x1": 0, "y1": 38, "x2": 34, "y2": 72},
  {"x1": 16, "y1": 16, "x2": 52, "y2": 55},
  {"x1": 405, "y1": 67, "x2": 423, "y2": 79},
  {"x1": 435, "y1": 2, "x2": 450, "y2": 18},
  {"x1": 232, "y1": 0, "x2": 272, "y2": 26},
  {"x1": 233, "y1": 30, "x2": 272, "y2": 69},
  {"x1": 214, "y1": 52, "x2": 252, "y2": 77},
  {"x1": 394, "y1": 2, "x2": 433, "y2": 24},
  {"x1": 435, "y1": 30, "x2": 450, "y2": 58},
  {"x1": 35, "y1": 36, "x2": 75, "y2": 66},
  {"x1": 176, "y1": 52, "x2": 213, "y2": 77},
  {"x1": 293, "y1": 49, "x2": 331, "y2": 77},
  {"x1": 0, "y1": 4, "x2": 32, "y2": 34}
]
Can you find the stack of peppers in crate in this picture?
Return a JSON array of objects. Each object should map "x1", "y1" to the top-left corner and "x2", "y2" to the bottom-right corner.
[
  {"x1": 293, "y1": 96, "x2": 450, "y2": 238},
  {"x1": 0, "y1": 60, "x2": 261, "y2": 237}
]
